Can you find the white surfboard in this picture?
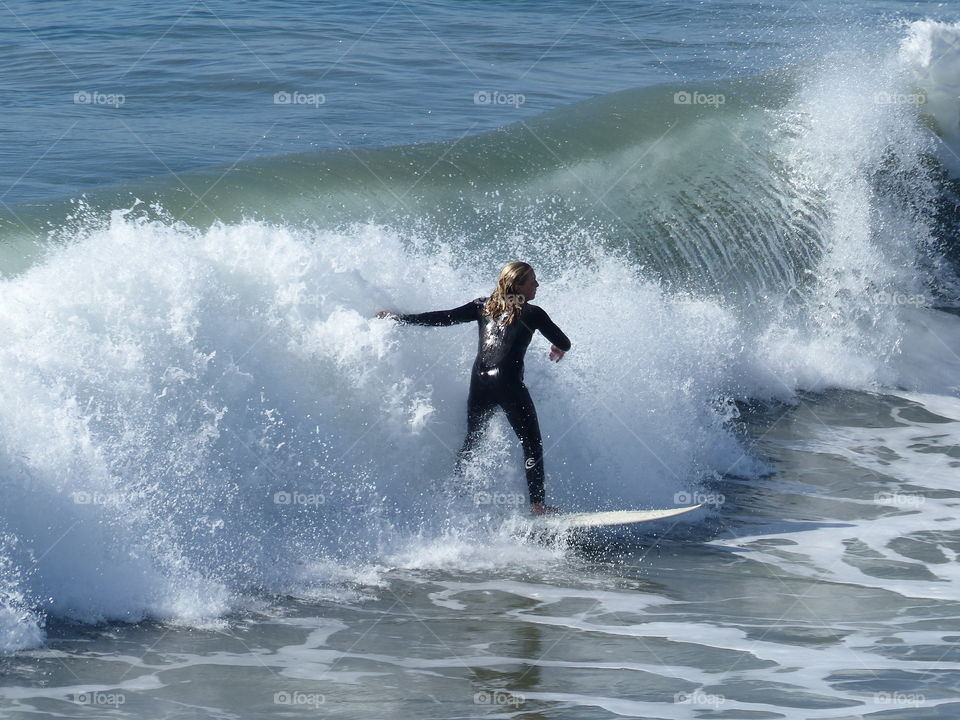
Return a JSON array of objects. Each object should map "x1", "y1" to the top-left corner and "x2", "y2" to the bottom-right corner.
[{"x1": 528, "y1": 504, "x2": 703, "y2": 531}]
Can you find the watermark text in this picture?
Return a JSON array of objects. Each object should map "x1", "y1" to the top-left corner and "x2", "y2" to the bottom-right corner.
[
  {"x1": 274, "y1": 90, "x2": 325, "y2": 107},
  {"x1": 71, "y1": 692, "x2": 125, "y2": 707},
  {"x1": 674, "y1": 690, "x2": 725, "y2": 707},
  {"x1": 673, "y1": 90, "x2": 724, "y2": 107},
  {"x1": 273, "y1": 490, "x2": 326, "y2": 506},
  {"x1": 73, "y1": 90, "x2": 125, "y2": 108},
  {"x1": 474, "y1": 690, "x2": 524, "y2": 706},
  {"x1": 674, "y1": 491, "x2": 724, "y2": 507},
  {"x1": 274, "y1": 691, "x2": 325, "y2": 708},
  {"x1": 474, "y1": 90, "x2": 525, "y2": 108}
]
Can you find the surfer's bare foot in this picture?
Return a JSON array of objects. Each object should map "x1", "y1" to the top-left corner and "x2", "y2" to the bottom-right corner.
[{"x1": 530, "y1": 503, "x2": 560, "y2": 515}]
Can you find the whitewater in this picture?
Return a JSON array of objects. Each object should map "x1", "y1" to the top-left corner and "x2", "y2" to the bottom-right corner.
[{"x1": 2, "y1": 4, "x2": 960, "y2": 718}]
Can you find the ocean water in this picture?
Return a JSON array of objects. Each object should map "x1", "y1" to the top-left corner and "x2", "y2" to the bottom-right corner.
[{"x1": 2, "y1": 1, "x2": 960, "y2": 718}]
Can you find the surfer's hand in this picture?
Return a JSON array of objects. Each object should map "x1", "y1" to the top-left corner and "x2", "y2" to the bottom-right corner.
[
  {"x1": 549, "y1": 345, "x2": 565, "y2": 362},
  {"x1": 531, "y1": 503, "x2": 560, "y2": 515},
  {"x1": 376, "y1": 310, "x2": 394, "y2": 319}
]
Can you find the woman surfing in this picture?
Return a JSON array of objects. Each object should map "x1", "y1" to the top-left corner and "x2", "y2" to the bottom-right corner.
[{"x1": 377, "y1": 262, "x2": 571, "y2": 515}]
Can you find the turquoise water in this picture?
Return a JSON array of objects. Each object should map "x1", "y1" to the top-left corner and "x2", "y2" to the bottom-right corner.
[{"x1": 3, "y1": 1, "x2": 960, "y2": 718}]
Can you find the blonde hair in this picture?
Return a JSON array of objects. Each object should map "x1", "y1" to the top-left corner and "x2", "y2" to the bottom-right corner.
[{"x1": 483, "y1": 261, "x2": 533, "y2": 324}]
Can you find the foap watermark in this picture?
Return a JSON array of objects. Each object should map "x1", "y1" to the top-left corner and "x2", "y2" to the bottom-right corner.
[
  {"x1": 674, "y1": 690, "x2": 725, "y2": 708},
  {"x1": 73, "y1": 90, "x2": 125, "y2": 108},
  {"x1": 473, "y1": 491, "x2": 526, "y2": 507},
  {"x1": 874, "y1": 91, "x2": 926, "y2": 106},
  {"x1": 874, "y1": 691, "x2": 924, "y2": 708},
  {"x1": 474, "y1": 690, "x2": 524, "y2": 707},
  {"x1": 474, "y1": 90, "x2": 526, "y2": 108},
  {"x1": 71, "y1": 691, "x2": 126, "y2": 707},
  {"x1": 273, "y1": 490, "x2": 325, "y2": 506},
  {"x1": 71, "y1": 490, "x2": 122, "y2": 506},
  {"x1": 273, "y1": 691, "x2": 325, "y2": 708},
  {"x1": 675, "y1": 491, "x2": 724, "y2": 507},
  {"x1": 505, "y1": 293, "x2": 527, "y2": 309},
  {"x1": 673, "y1": 90, "x2": 724, "y2": 107},
  {"x1": 274, "y1": 90, "x2": 325, "y2": 107},
  {"x1": 868, "y1": 290, "x2": 925, "y2": 308},
  {"x1": 874, "y1": 492, "x2": 925, "y2": 509}
]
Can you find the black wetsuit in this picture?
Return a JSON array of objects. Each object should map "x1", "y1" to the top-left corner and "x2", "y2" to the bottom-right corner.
[{"x1": 397, "y1": 298, "x2": 571, "y2": 505}]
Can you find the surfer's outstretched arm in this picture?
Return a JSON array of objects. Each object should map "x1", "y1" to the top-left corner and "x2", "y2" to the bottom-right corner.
[
  {"x1": 376, "y1": 299, "x2": 481, "y2": 326},
  {"x1": 527, "y1": 305, "x2": 571, "y2": 363}
]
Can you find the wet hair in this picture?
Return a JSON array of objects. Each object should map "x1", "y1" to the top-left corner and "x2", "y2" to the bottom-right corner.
[{"x1": 483, "y1": 261, "x2": 534, "y2": 325}]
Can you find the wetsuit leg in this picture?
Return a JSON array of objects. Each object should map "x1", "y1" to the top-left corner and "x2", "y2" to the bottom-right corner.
[
  {"x1": 499, "y1": 383, "x2": 545, "y2": 505},
  {"x1": 455, "y1": 376, "x2": 496, "y2": 475}
]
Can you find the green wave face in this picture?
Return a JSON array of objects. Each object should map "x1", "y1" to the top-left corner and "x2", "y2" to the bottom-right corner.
[{"x1": 1, "y1": 64, "x2": 953, "y2": 308}]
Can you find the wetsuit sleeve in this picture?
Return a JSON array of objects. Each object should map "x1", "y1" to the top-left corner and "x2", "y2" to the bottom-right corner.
[
  {"x1": 532, "y1": 307, "x2": 571, "y2": 351},
  {"x1": 394, "y1": 299, "x2": 481, "y2": 326}
]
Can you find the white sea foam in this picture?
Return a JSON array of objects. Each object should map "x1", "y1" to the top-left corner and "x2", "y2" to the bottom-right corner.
[{"x1": 0, "y1": 212, "x2": 757, "y2": 651}]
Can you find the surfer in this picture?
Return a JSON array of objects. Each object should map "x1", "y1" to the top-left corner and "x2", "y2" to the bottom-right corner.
[{"x1": 377, "y1": 261, "x2": 570, "y2": 515}]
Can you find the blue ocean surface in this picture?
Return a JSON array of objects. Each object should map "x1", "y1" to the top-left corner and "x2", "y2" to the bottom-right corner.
[
  {"x1": 0, "y1": 0, "x2": 940, "y2": 204},
  {"x1": 2, "y1": 1, "x2": 960, "y2": 718}
]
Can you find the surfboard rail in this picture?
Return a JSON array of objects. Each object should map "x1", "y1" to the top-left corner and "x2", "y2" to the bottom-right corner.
[{"x1": 530, "y1": 504, "x2": 704, "y2": 530}]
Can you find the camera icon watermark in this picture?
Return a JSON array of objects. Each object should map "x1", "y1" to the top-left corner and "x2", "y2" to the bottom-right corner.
[
  {"x1": 73, "y1": 90, "x2": 125, "y2": 108},
  {"x1": 273, "y1": 691, "x2": 325, "y2": 708},
  {"x1": 873, "y1": 91, "x2": 925, "y2": 106},
  {"x1": 674, "y1": 491, "x2": 724, "y2": 507},
  {"x1": 874, "y1": 492, "x2": 924, "y2": 509},
  {"x1": 474, "y1": 90, "x2": 526, "y2": 108},
  {"x1": 474, "y1": 690, "x2": 524, "y2": 706},
  {"x1": 673, "y1": 90, "x2": 724, "y2": 107},
  {"x1": 71, "y1": 490, "x2": 122, "y2": 506},
  {"x1": 874, "y1": 691, "x2": 924, "y2": 707},
  {"x1": 274, "y1": 90, "x2": 325, "y2": 107},
  {"x1": 505, "y1": 293, "x2": 527, "y2": 309},
  {"x1": 674, "y1": 690, "x2": 725, "y2": 707},
  {"x1": 868, "y1": 290, "x2": 925, "y2": 307},
  {"x1": 273, "y1": 490, "x2": 325, "y2": 506},
  {"x1": 473, "y1": 491, "x2": 527, "y2": 507},
  {"x1": 71, "y1": 692, "x2": 126, "y2": 707}
]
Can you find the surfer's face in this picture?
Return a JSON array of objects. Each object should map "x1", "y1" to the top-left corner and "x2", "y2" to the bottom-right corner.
[{"x1": 515, "y1": 270, "x2": 538, "y2": 301}]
